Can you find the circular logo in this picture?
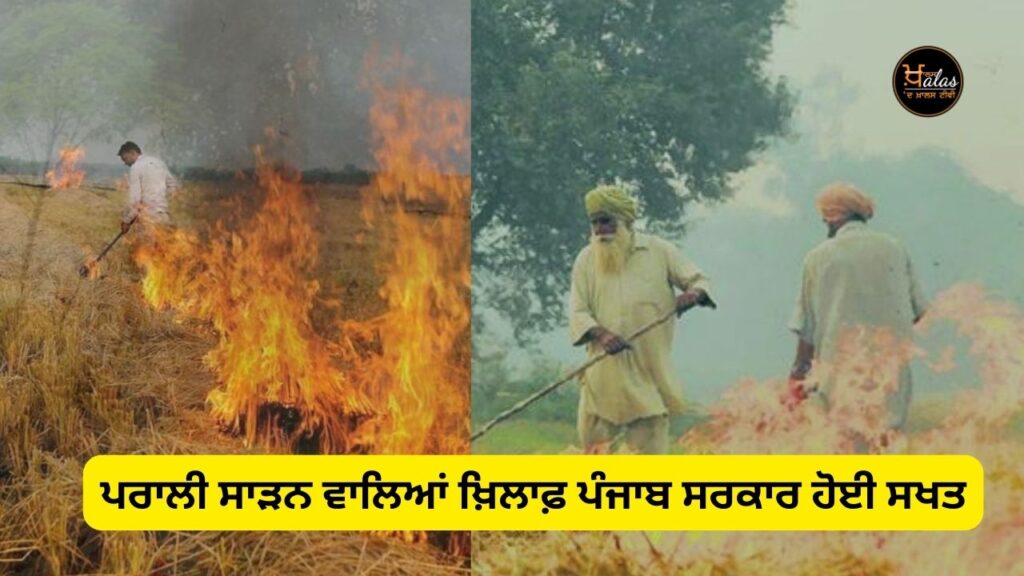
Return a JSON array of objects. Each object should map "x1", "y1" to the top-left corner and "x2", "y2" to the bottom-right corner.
[{"x1": 893, "y1": 46, "x2": 963, "y2": 117}]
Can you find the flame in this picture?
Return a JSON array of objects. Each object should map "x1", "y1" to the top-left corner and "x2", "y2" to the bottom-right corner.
[
  {"x1": 340, "y1": 52, "x2": 471, "y2": 558},
  {"x1": 131, "y1": 58, "x2": 470, "y2": 461},
  {"x1": 46, "y1": 146, "x2": 86, "y2": 189},
  {"x1": 343, "y1": 53, "x2": 471, "y2": 456},
  {"x1": 477, "y1": 284, "x2": 1023, "y2": 572},
  {"x1": 136, "y1": 149, "x2": 373, "y2": 453},
  {"x1": 130, "y1": 52, "x2": 470, "y2": 554},
  {"x1": 79, "y1": 255, "x2": 101, "y2": 280},
  {"x1": 643, "y1": 283, "x2": 1024, "y2": 573},
  {"x1": 917, "y1": 283, "x2": 1024, "y2": 427},
  {"x1": 478, "y1": 285, "x2": 1023, "y2": 571}
]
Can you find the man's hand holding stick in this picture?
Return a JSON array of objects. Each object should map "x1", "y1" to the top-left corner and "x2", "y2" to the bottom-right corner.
[{"x1": 470, "y1": 290, "x2": 716, "y2": 442}]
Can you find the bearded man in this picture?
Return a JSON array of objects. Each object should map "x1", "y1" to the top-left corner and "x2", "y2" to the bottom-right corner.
[
  {"x1": 788, "y1": 182, "x2": 928, "y2": 433},
  {"x1": 568, "y1": 185, "x2": 715, "y2": 454}
]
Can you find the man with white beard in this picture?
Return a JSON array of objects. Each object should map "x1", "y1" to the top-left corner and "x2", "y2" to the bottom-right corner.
[{"x1": 568, "y1": 185, "x2": 714, "y2": 454}]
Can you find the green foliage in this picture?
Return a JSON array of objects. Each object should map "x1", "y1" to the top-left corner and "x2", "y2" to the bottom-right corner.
[
  {"x1": 0, "y1": 1, "x2": 175, "y2": 169},
  {"x1": 471, "y1": 346, "x2": 578, "y2": 426},
  {"x1": 472, "y1": 0, "x2": 793, "y2": 340},
  {"x1": 472, "y1": 419, "x2": 577, "y2": 454}
]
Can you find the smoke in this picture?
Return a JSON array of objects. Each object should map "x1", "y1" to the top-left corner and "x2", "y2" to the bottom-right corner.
[{"x1": 147, "y1": 0, "x2": 469, "y2": 170}]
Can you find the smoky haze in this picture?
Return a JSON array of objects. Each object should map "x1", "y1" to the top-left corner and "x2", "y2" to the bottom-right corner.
[
  {"x1": 0, "y1": 0, "x2": 469, "y2": 171},
  {"x1": 153, "y1": 0, "x2": 468, "y2": 170}
]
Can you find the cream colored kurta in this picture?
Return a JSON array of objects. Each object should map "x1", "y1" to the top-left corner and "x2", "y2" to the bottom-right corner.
[
  {"x1": 124, "y1": 154, "x2": 178, "y2": 225},
  {"x1": 789, "y1": 221, "x2": 928, "y2": 428},
  {"x1": 569, "y1": 233, "x2": 712, "y2": 425}
]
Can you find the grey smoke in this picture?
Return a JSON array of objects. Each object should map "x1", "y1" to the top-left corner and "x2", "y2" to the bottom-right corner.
[
  {"x1": 151, "y1": 0, "x2": 469, "y2": 170},
  {"x1": 0, "y1": 0, "x2": 469, "y2": 170}
]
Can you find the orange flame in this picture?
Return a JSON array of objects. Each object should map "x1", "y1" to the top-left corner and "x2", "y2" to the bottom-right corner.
[
  {"x1": 132, "y1": 63, "x2": 471, "y2": 460},
  {"x1": 80, "y1": 255, "x2": 101, "y2": 280},
  {"x1": 652, "y1": 283, "x2": 1024, "y2": 573},
  {"x1": 46, "y1": 146, "x2": 86, "y2": 189},
  {"x1": 136, "y1": 149, "x2": 372, "y2": 453},
  {"x1": 343, "y1": 52, "x2": 471, "y2": 456},
  {"x1": 132, "y1": 57, "x2": 469, "y2": 535},
  {"x1": 493, "y1": 284, "x2": 1023, "y2": 572},
  {"x1": 341, "y1": 52, "x2": 471, "y2": 557},
  {"x1": 130, "y1": 54, "x2": 471, "y2": 555},
  {"x1": 917, "y1": 283, "x2": 1024, "y2": 428}
]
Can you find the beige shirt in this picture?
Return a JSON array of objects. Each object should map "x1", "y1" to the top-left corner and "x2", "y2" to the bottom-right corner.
[
  {"x1": 789, "y1": 221, "x2": 927, "y2": 426},
  {"x1": 124, "y1": 154, "x2": 179, "y2": 224},
  {"x1": 569, "y1": 232, "x2": 712, "y2": 424}
]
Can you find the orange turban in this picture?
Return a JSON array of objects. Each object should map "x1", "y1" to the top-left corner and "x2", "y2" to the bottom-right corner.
[{"x1": 816, "y1": 182, "x2": 875, "y2": 223}]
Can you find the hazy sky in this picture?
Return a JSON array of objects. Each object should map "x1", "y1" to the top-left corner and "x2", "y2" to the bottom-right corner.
[
  {"x1": 732, "y1": 0, "x2": 1024, "y2": 214},
  {"x1": 497, "y1": 1, "x2": 1024, "y2": 406},
  {"x1": 669, "y1": 0, "x2": 1024, "y2": 401}
]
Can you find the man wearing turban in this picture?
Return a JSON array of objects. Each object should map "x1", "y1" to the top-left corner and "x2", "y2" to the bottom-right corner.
[
  {"x1": 788, "y1": 182, "x2": 928, "y2": 435},
  {"x1": 569, "y1": 185, "x2": 714, "y2": 454}
]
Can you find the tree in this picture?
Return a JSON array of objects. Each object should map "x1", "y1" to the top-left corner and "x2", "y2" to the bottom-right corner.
[
  {"x1": 472, "y1": 0, "x2": 793, "y2": 340},
  {"x1": 0, "y1": 1, "x2": 170, "y2": 176}
]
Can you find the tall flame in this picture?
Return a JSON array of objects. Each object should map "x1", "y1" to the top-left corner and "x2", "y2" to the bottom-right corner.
[
  {"x1": 132, "y1": 58, "x2": 470, "y2": 462},
  {"x1": 344, "y1": 53, "x2": 471, "y2": 455},
  {"x1": 136, "y1": 151, "x2": 372, "y2": 453},
  {"x1": 46, "y1": 146, "x2": 86, "y2": 189}
]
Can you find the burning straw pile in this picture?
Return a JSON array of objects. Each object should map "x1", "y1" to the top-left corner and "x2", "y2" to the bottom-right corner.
[
  {"x1": 136, "y1": 149, "x2": 377, "y2": 454},
  {"x1": 473, "y1": 284, "x2": 1024, "y2": 576},
  {"x1": 343, "y1": 65, "x2": 471, "y2": 456},
  {"x1": 0, "y1": 71, "x2": 470, "y2": 572},
  {"x1": 135, "y1": 71, "x2": 470, "y2": 457},
  {"x1": 0, "y1": 232, "x2": 466, "y2": 574}
]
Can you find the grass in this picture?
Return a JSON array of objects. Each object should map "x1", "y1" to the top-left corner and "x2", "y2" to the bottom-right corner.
[
  {"x1": 472, "y1": 412, "x2": 712, "y2": 455},
  {"x1": 472, "y1": 420, "x2": 577, "y2": 454},
  {"x1": 0, "y1": 179, "x2": 467, "y2": 575}
]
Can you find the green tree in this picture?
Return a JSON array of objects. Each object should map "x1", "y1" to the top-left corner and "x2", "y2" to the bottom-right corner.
[
  {"x1": 0, "y1": 1, "x2": 171, "y2": 176},
  {"x1": 472, "y1": 0, "x2": 793, "y2": 340}
]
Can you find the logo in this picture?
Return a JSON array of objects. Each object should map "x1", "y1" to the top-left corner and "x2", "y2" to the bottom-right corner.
[{"x1": 893, "y1": 46, "x2": 963, "y2": 117}]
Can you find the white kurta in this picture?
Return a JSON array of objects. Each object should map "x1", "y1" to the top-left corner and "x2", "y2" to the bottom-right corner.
[
  {"x1": 124, "y1": 154, "x2": 178, "y2": 224},
  {"x1": 569, "y1": 233, "x2": 712, "y2": 425},
  {"x1": 789, "y1": 221, "x2": 928, "y2": 428}
]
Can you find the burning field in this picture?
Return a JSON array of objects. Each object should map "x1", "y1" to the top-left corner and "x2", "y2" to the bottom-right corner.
[
  {"x1": 472, "y1": 284, "x2": 1024, "y2": 575},
  {"x1": 135, "y1": 77, "x2": 469, "y2": 457},
  {"x1": 0, "y1": 75, "x2": 470, "y2": 573}
]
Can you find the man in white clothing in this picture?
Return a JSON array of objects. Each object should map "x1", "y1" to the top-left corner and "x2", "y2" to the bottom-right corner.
[
  {"x1": 788, "y1": 182, "x2": 928, "y2": 435},
  {"x1": 117, "y1": 141, "x2": 179, "y2": 234}
]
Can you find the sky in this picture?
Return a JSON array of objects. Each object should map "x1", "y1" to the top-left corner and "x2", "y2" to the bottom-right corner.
[
  {"x1": 494, "y1": 0, "x2": 1024, "y2": 405},
  {"x1": 735, "y1": 0, "x2": 1024, "y2": 210}
]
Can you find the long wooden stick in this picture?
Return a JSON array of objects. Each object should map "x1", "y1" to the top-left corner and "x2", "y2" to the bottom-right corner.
[
  {"x1": 78, "y1": 217, "x2": 136, "y2": 277},
  {"x1": 93, "y1": 219, "x2": 135, "y2": 262},
  {"x1": 471, "y1": 300, "x2": 713, "y2": 443},
  {"x1": 5, "y1": 179, "x2": 117, "y2": 192}
]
